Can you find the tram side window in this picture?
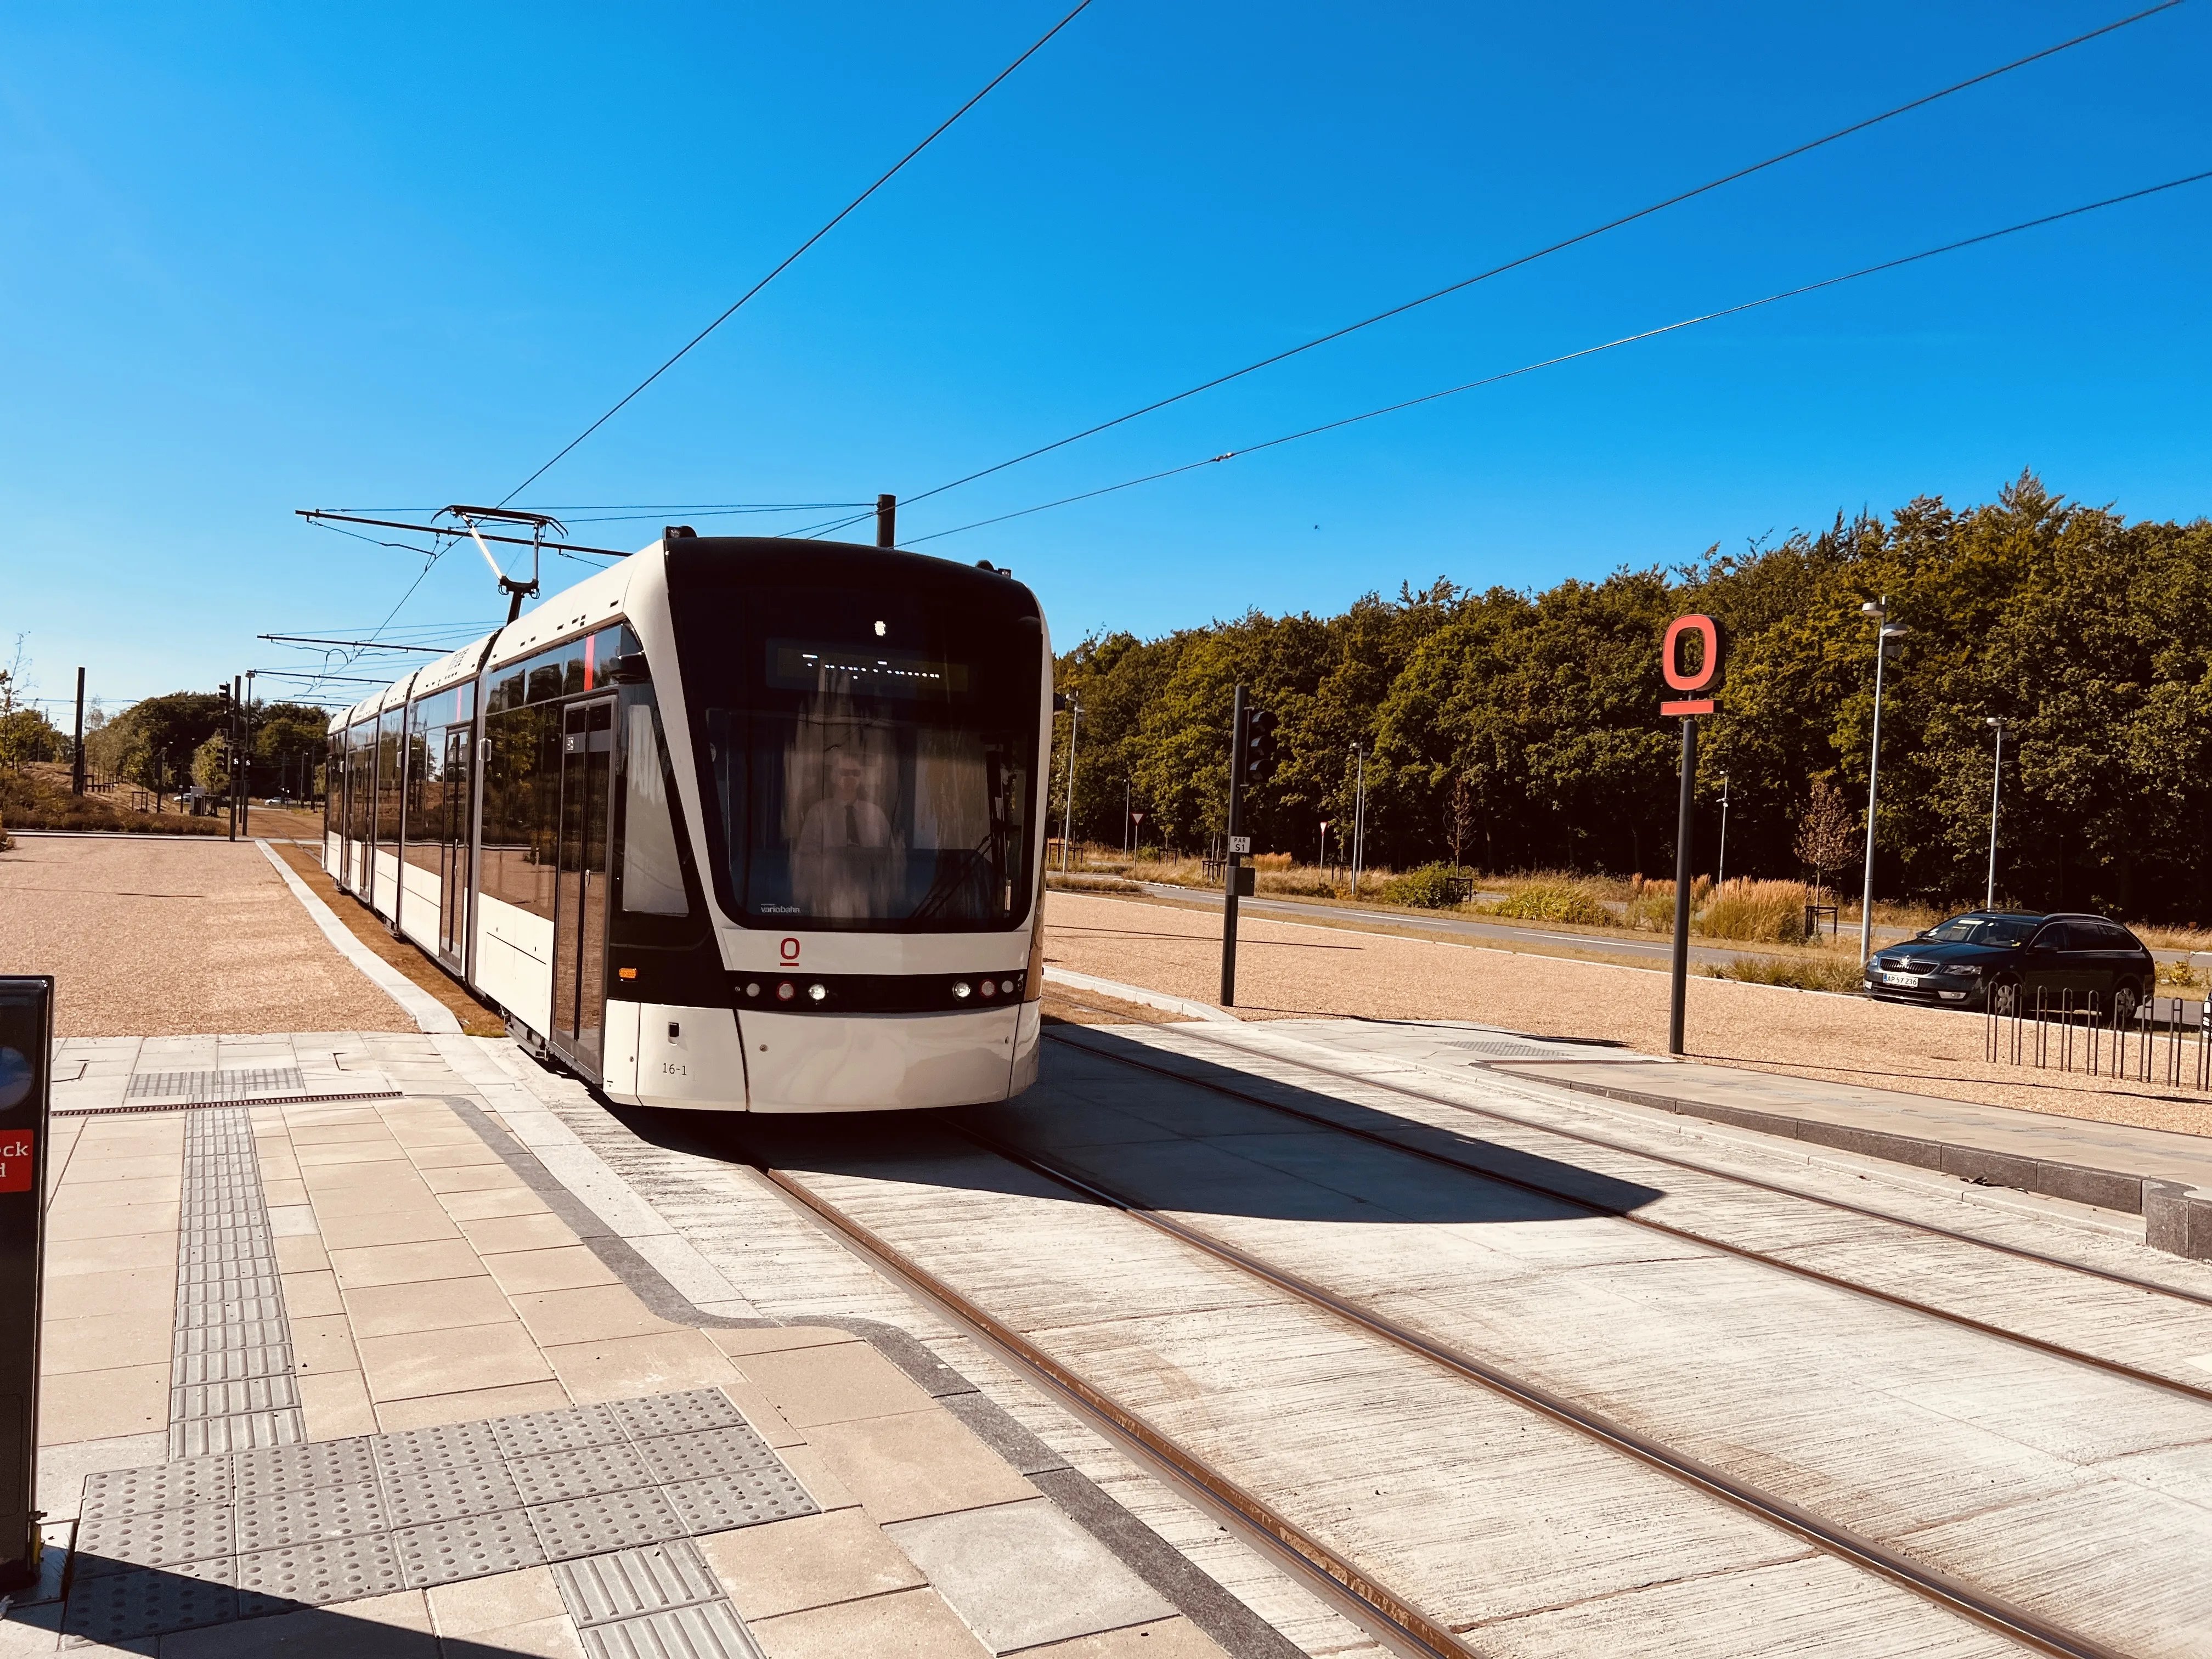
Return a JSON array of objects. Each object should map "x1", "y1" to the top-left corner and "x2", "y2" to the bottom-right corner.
[
  {"x1": 620, "y1": 699, "x2": 690, "y2": 917},
  {"x1": 480, "y1": 704, "x2": 559, "y2": 921},
  {"x1": 375, "y1": 708, "x2": 405, "y2": 844},
  {"x1": 324, "y1": 733, "x2": 342, "y2": 835},
  {"x1": 346, "y1": 721, "x2": 374, "y2": 843},
  {"x1": 403, "y1": 695, "x2": 441, "y2": 872}
]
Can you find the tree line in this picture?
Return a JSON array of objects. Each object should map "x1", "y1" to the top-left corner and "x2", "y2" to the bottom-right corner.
[{"x1": 1047, "y1": 474, "x2": 2212, "y2": 923}]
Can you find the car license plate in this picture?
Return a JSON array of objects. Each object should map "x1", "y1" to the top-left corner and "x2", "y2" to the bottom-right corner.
[{"x1": 1882, "y1": 971, "x2": 1920, "y2": 987}]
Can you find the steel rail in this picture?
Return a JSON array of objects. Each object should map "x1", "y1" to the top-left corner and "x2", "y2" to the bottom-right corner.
[
  {"x1": 748, "y1": 1165, "x2": 1475, "y2": 1659},
  {"x1": 940, "y1": 1116, "x2": 2124, "y2": 1659},
  {"x1": 1045, "y1": 1011, "x2": 2212, "y2": 1311},
  {"x1": 1037, "y1": 1025, "x2": 2212, "y2": 1409}
]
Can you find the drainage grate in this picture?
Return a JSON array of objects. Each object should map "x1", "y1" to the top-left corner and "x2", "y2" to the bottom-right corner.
[
  {"x1": 1448, "y1": 1040, "x2": 1592, "y2": 1060},
  {"x1": 127, "y1": 1068, "x2": 305, "y2": 1102},
  {"x1": 67, "y1": 1390, "x2": 817, "y2": 1643}
]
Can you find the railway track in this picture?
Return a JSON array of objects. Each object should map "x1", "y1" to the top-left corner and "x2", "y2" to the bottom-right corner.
[
  {"x1": 1034, "y1": 1019, "x2": 2212, "y2": 1407},
  {"x1": 722, "y1": 1035, "x2": 2212, "y2": 1656}
]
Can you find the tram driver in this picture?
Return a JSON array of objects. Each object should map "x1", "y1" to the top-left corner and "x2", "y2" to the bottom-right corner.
[{"x1": 792, "y1": 744, "x2": 898, "y2": 917}]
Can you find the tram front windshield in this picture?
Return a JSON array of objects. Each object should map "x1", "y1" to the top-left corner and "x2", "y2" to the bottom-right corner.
[{"x1": 681, "y1": 578, "x2": 1041, "y2": 932}]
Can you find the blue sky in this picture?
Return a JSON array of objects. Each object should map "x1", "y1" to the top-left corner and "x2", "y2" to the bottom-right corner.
[{"x1": 2, "y1": 1, "x2": 2206, "y2": 715}]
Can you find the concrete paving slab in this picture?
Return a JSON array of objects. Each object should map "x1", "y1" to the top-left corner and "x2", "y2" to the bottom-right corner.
[{"x1": 885, "y1": 1497, "x2": 1176, "y2": 1655}]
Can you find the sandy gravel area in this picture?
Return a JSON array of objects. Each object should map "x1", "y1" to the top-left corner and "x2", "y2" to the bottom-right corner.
[
  {"x1": 1042, "y1": 891, "x2": 2212, "y2": 1138},
  {"x1": 0, "y1": 834, "x2": 413, "y2": 1036}
]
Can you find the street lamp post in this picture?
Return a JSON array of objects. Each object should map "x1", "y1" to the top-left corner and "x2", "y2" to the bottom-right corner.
[
  {"x1": 1857, "y1": 600, "x2": 1908, "y2": 964},
  {"x1": 1347, "y1": 743, "x2": 1367, "y2": 896},
  {"x1": 1716, "y1": 772, "x2": 1730, "y2": 890},
  {"x1": 1984, "y1": 716, "x2": 2007, "y2": 910}
]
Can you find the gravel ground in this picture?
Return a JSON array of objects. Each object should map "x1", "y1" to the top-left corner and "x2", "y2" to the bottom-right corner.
[
  {"x1": 1042, "y1": 890, "x2": 2212, "y2": 1138},
  {"x1": 0, "y1": 834, "x2": 413, "y2": 1036}
]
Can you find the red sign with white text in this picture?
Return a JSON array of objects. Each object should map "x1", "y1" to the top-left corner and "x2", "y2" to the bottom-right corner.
[{"x1": 0, "y1": 1131, "x2": 31, "y2": 1194}]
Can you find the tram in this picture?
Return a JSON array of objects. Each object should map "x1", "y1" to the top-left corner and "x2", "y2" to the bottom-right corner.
[{"x1": 324, "y1": 531, "x2": 1054, "y2": 1112}]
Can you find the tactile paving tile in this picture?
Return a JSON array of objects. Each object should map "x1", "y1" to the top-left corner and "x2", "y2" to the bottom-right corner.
[
  {"x1": 494, "y1": 1402, "x2": 628, "y2": 1458},
  {"x1": 510, "y1": 1441, "x2": 655, "y2": 1506},
  {"x1": 392, "y1": 1512, "x2": 548, "y2": 1588},
  {"x1": 528, "y1": 1486, "x2": 686, "y2": 1563},
  {"x1": 61, "y1": 1568, "x2": 238, "y2": 1645},
  {"x1": 634, "y1": 1425, "x2": 783, "y2": 1486},
  {"x1": 235, "y1": 1533, "x2": 405, "y2": 1607},
  {"x1": 578, "y1": 1601, "x2": 767, "y2": 1659},
  {"x1": 74, "y1": 1504, "x2": 234, "y2": 1577},
  {"x1": 611, "y1": 1389, "x2": 748, "y2": 1443},
  {"x1": 172, "y1": 1374, "x2": 302, "y2": 1421},
  {"x1": 174, "y1": 1344, "x2": 293, "y2": 1385},
  {"x1": 233, "y1": 1437, "x2": 377, "y2": 1498},
  {"x1": 235, "y1": 1480, "x2": 387, "y2": 1551},
  {"x1": 172, "y1": 1409, "x2": 303, "y2": 1460},
  {"x1": 80, "y1": 1457, "x2": 233, "y2": 1520},
  {"x1": 373, "y1": 1419, "x2": 505, "y2": 1477},
  {"x1": 554, "y1": 1540, "x2": 723, "y2": 1626},
  {"x1": 127, "y1": 1066, "x2": 306, "y2": 1100},
  {"x1": 377, "y1": 1459, "x2": 523, "y2": 1528},
  {"x1": 663, "y1": 1471, "x2": 817, "y2": 1538}
]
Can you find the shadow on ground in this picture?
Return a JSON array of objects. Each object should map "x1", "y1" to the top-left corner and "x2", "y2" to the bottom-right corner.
[{"x1": 610, "y1": 1022, "x2": 1663, "y2": 1226}]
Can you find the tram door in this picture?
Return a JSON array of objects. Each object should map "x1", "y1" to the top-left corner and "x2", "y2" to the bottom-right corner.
[
  {"x1": 437, "y1": 726, "x2": 472, "y2": 965},
  {"x1": 549, "y1": 698, "x2": 615, "y2": 1075}
]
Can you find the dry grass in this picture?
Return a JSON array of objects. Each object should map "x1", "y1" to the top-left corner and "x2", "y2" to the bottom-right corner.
[
  {"x1": 0, "y1": 764, "x2": 224, "y2": 836},
  {"x1": 1481, "y1": 879, "x2": 1612, "y2": 926},
  {"x1": 1705, "y1": 953, "x2": 1863, "y2": 992},
  {"x1": 1696, "y1": 879, "x2": 1814, "y2": 945}
]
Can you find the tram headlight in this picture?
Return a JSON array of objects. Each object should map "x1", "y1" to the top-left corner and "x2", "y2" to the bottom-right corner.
[
  {"x1": 776, "y1": 981, "x2": 795, "y2": 1001},
  {"x1": 979, "y1": 980, "x2": 996, "y2": 998},
  {"x1": 1001, "y1": 980, "x2": 1014, "y2": 995},
  {"x1": 952, "y1": 981, "x2": 972, "y2": 1000},
  {"x1": 744, "y1": 982, "x2": 760, "y2": 998},
  {"x1": 807, "y1": 983, "x2": 827, "y2": 1002}
]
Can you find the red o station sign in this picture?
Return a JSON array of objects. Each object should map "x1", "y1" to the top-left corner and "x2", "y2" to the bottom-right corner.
[{"x1": 1661, "y1": 614, "x2": 1720, "y2": 716}]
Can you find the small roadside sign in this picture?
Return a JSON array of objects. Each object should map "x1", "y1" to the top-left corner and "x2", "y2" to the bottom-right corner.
[
  {"x1": 1228, "y1": 836, "x2": 1251, "y2": 855},
  {"x1": 0, "y1": 976, "x2": 52, "y2": 1595}
]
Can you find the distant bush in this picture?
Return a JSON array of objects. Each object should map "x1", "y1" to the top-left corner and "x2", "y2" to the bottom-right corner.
[
  {"x1": 1484, "y1": 879, "x2": 1611, "y2": 925},
  {"x1": 1696, "y1": 879, "x2": 1813, "y2": 944},
  {"x1": 1381, "y1": 862, "x2": 1465, "y2": 910},
  {"x1": 1251, "y1": 851, "x2": 1292, "y2": 871},
  {"x1": 1704, "y1": 953, "x2": 1863, "y2": 993}
]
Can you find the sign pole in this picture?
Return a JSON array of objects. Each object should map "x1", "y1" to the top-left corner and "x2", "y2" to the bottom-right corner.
[
  {"x1": 1220, "y1": 684, "x2": 1248, "y2": 1008},
  {"x1": 1668, "y1": 717, "x2": 1696, "y2": 1056},
  {"x1": 1658, "y1": 615, "x2": 1722, "y2": 1059},
  {"x1": 0, "y1": 976, "x2": 53, "y2": 1595}
]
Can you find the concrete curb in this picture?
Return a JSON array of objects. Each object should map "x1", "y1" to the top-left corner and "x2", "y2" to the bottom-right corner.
[
  {"x1": 1043, "y1": 966, "x2": 1242, "y2": 1024},
  {"x1": 253, "y1": 837, "x2": 462, "y2": 1035},
  {"x1": 1519, "y1": 1066, "x2": 2212, "y2": 1262}
]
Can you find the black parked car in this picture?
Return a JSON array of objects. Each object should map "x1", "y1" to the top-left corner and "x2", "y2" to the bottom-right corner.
[{"x1": 1863, "y1": 910, "x2": 2154, "y2": 1020}]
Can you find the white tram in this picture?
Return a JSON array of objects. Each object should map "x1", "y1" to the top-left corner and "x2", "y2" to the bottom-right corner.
[{"x1": 324, "y1": 532, "x2": 1054, "y2": 1112}]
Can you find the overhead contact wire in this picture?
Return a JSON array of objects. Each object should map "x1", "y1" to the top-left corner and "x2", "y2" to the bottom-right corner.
[
  {"x1": 895, "y1": 0, "x2": 2188, "y2": 514},
  {"x1": 498, "y1": 0, "x2": 1097, "y2": 507},
  {"x1": 908, "y1": 167, "x2": 2212, "y2": 542}
]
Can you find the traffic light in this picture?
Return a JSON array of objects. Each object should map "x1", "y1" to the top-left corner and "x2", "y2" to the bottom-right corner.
[{"x1": 1243, "y1": 707, "x2": 1278, "y2": 786}]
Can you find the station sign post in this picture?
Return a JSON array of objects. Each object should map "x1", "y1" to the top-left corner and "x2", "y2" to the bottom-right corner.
[
  {"x1": 1661, "y1": 617, "x2": 1722, "y2": 1056},
  {"x1": 0, "y1": 975, "x2": 52, "y2": 1594}
]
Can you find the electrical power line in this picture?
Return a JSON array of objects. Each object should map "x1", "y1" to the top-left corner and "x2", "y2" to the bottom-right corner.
[
  {"x1": 496, "y1": 0, "x2": 1097, "y2": 507},
  {"x1": 906, "y1": 167, "x2": 2212, "y2": 544},
  {"x1": 894, "y1": 0, "x2": 2189, "y2": 516}
]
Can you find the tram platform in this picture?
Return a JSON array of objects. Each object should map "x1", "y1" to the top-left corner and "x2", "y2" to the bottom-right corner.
[{"x1": 7, "y1": 1032, "x2": 1248, "y2": 1657}]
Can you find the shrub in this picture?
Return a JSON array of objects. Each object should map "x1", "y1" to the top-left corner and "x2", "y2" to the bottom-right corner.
[
  {"x1": 1625, "y1": 889, "x2": 1678, "y2": 932},
  {"x1": 1483, "y1": 879, "x2": 1611, "y2": 925},
  {"x1": 1703, "y1": 954, "x2": 1862, "y2": 992},
  {"x1": 1696, "y1": 879, "x2": 1813, "y2": 944},
  {"x1": 1381, "y1": 862, "x2": 1465, "y2": 910}
]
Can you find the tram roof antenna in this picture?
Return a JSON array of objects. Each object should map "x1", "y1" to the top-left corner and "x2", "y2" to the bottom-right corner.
[{"x1": 437, "y1": 504, "x2": 570, "y2": 623}]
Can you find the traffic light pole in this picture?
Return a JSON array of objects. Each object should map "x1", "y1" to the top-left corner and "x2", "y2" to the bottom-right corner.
[{"x1": 1220, "y1": 684, "x2": 1247, "y2": 1008}]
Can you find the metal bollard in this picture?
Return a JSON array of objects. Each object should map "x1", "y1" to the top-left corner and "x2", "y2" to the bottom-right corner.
[{"x1": 0, "y1": 977, "x2": 52, "y2": 1594}]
